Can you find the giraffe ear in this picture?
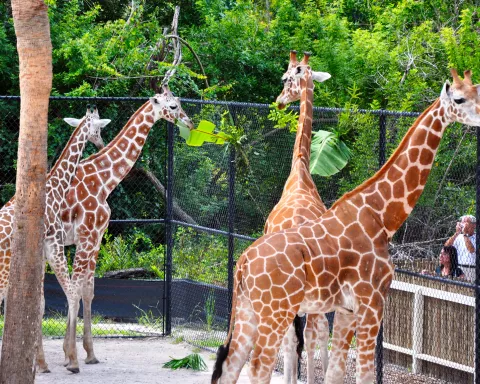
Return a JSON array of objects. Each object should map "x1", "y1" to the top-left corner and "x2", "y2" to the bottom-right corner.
[
  {"x1": 94, "y1": 119, "x2": 111, "y2": 129},
  {"x1": 312, "y1": 71, "x2": 331, "y2": 83},
  {"x1": 149, "y1": 97, "x2": 160, "y2": 106},
  {"x1": 440, "y1": 80, "x2": 451, "y2": 100},
  {"x1": 63, "y1": 118, "x2": 82, "y2": 127}
]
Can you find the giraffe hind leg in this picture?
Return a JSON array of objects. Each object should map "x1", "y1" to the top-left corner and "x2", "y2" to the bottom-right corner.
[
  {"x1": 282, "y1": 320, "x2": 299, "y2": 384},
  {"x1": 248, "y1": 311, "x2": 296, "y2": 384},
  {"x1": 212, "y1": 291, "x2": 257, "y2": 384}
]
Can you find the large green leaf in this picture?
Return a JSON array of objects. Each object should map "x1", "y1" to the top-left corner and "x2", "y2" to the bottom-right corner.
[
  {"x1": 310, "y1": 130, "x2": 351, "y2": 176},
  {"x1": 175, "y1": 120, "x2": 192, "y2": 141},
  {"x1": 184, "y1": 120, "x2": 230, "y2": 146}
]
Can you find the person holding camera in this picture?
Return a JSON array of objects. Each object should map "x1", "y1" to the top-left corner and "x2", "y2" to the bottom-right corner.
[{"x1": 445, "y1": 214, "x2": 476, "y2": 280}]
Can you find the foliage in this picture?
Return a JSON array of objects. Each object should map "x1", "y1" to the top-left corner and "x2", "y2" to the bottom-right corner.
[
  {"x1": 204, "y1": 289, "x2": 216, "y2": 332},
  {"x1": 96, "y1": 229, "x2": 164, "y2": 277},
  {"x1": 309, "y1": 130, "x2": 351, "y2": 176},
  {"x1": 162, "y1": 353, "x2": 207, "y2": 371}
]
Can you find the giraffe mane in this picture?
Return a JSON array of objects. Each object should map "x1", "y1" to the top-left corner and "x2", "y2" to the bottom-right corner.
[
  {"x1": 331, "y1": 99, "x2": 441, "y2": 210},
  {"x1": 80, "y1": 101, "x2": 150, "y2": 164},
  {"x1": 47, "y1": 117, "x2": 87, "y2": 178}
]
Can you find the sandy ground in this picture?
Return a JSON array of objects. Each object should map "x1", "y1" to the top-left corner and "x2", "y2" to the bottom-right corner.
[{"x1": 34, "y1": 337, "x2": 286, "y2": 384}]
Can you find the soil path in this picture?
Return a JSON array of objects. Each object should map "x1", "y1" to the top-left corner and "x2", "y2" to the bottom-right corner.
[{"x1": 34, "y1": 337, "x2": 285, "y2": 384}]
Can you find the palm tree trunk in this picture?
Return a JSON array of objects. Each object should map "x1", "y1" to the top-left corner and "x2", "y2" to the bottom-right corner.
[{"x1": 0, "y1": 1, "x2": 52, "y2": 383}]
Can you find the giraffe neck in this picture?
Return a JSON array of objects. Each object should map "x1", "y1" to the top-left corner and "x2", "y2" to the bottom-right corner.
[
  {"x1": 80, "y1": 101, "x2": 155, "y2": 194},
  {"x1": 47, "y1": 119, "x2": 89, "y2": 196},
  {"x1": 291, "y1": 72, "x2": 314, "y2": 168},
  {"x1": 331, "y1": 99, "x2": 450, "y2": 237}
]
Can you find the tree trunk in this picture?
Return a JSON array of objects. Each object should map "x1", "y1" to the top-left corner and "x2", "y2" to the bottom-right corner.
[{"x1": 0, "y1": 1, "x2": 52, "y2": 383}]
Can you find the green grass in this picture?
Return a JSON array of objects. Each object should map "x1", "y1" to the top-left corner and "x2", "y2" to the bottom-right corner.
[{"x1": 0, "y1": 315, "x2": 145, "y2": 337}]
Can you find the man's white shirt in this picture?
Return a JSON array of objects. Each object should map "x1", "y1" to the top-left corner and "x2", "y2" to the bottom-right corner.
[{"x1": 453, "y1": 233, "x2": 476, "y2": 266}]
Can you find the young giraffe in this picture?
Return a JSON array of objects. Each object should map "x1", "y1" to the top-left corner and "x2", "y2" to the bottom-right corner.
[
  {"x1": 266, "y1": 50, "x2": 330, "y2": 384},
  {"x1": 0, "y1": 105, "x2": 110, "y2": 373},
  {"x1": 212, "y1": 69, "x2": 480, "y2": 384},
  {"x1": 59, "y1": 85, "x2": 193, "y2": 373}
]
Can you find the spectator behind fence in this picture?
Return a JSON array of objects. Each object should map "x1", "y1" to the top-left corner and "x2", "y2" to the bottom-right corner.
[
  {"x1": 422, "y1": 246, "x2": 464, "y2": 278},
  {"x1": 444, "y1": 214, "x2": 476, "y2": 281}
]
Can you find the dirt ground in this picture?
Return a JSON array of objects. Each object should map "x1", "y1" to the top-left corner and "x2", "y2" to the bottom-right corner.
[
  {"x1": 34, "y1": 337, "x2": 285, "y2": 384},
  {"x1": 33, "y1": 337, "x2": 451, "y2": 384}
]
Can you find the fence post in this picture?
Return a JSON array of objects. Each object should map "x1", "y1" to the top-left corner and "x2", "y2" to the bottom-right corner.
[
  {"x1": 164, "y1": 121, "x2": 174, "y2": 336},
  {"x1": 376, "y1": 111, "x2": 387, "y2": 384},
  {"x1": 227, "y1": 146, "x2": 236, "y2": 329},
  {"x1": 475, "y1": 127, "x2": 480, "y2": 384}
]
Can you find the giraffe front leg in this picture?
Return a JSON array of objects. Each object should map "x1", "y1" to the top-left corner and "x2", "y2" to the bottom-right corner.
[
  {"x1": 282, "y1": 322, "x2": 298, "y2": 384},
  {"x1": 324, "y1": 310, "x2": 356, "y2": 384},
  {"x1": 36, "y1": 271, "x2": 50, "y2": 373},
  {"x1": 248, "y1": 311, "x2": 296, "y2": 384},
  {"x1": 355, "y1": 305, "x2": 383, "y2": 384},
  {"x1": 82, "y1": 265, "x2": 99, "y2": 364}
]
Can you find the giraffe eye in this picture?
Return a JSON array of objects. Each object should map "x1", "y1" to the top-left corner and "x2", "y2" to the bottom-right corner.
[
  {"x1": 454, "y1": 98, "x2": 466, "y2": 104},
  {"x1": 170, "y1": 105, "x2": 178, "y2": 110}
]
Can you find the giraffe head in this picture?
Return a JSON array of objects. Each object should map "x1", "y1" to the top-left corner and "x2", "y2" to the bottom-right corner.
[
  {"x1": 276, "y1": 50, "x2": 331, "y2": 109},
  {"x1": 440, "y1": 69, "x2": 480, "y2": 126},
  {"x1": 63, "y1": 104, "x2": 111, "y2": 149},
  {"x1": 149, "y1": 85, "x2": 194, "y2": 129}
]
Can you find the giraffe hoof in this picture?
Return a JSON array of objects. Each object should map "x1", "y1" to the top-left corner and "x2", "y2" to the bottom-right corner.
[
  {"x1": 38, "y1": 368, "x2": 50, "y2": 374},
  {"x1": 85, "y1": 357, "x2": 99, "y2": 364},
  {"x1": 67, "y1": 367, "x2": 80, "y2": 374}
]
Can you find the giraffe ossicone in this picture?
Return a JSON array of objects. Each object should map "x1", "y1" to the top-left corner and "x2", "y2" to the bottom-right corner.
[
  {"x1": 212, "y1": 69, "x2": 480, "y2": 384},
  {"x1": 0, "y1": 105, "x2": 110, "y2": 374}
]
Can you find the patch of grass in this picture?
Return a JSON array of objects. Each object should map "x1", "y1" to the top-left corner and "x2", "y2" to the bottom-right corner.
[
  {"x1": 162, "y1": 353, "x2": 207, "y2": 371},
  {"x1": 0, "y1": 315, "x2": 143, "y2": 337},
  {"x1": 133, "y1": 303, "x2": 163, "y2": 328},
  {"x1": 172, "y1": 336, "x2": 185, "y2": 344}
]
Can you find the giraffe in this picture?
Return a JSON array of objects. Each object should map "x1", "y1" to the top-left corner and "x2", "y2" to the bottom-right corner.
[
  {"x1": 0, "y1": 105, "x2": 110, "y2": 373},
  {"x1": 266, "y1": 50, "x2": 331, "y2": 384},
  {"x1": 212, "y1": 69, "x2": 480, "y2": 384},
  {"x1": 57, "y1": 84, "x2": 193, "y2": 373}
]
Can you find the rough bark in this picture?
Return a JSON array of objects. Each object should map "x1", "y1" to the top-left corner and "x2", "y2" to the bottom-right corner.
[{"x1": 0, "y1": 1, "x2": 52, "y2": 383}]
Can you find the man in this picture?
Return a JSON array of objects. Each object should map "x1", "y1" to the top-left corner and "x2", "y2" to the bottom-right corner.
[{"x1": 445, "y1": 214, "x2": 476, "y2": 281}]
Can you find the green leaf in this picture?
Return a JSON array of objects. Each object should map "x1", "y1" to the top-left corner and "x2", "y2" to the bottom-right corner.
[
  {"x1": 162, "y1": 353, "x2": 207, "y2": 371},
  {"x1": 184, "y1": 120, "x2": 231, "y2": 146},
  {"x1": 310, "y1": 130, "x2": 352, "y2": 177}
]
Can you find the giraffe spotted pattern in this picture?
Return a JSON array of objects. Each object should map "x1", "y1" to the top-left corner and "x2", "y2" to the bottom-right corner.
[
  {"x1": 0, "y1": 105, "x2": 110, "y2": 373},
  {"x1": 212, "y1": 69, "x2": 480, "y2": 384}
]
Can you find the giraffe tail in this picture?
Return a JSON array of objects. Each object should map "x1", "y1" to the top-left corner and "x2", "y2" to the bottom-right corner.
[
  {"x1": 294, "y1": 315, "x2": 305, "y2": 369},
  {"x1": 211, "y1": 254, "x2": 246, "y2": 384}
]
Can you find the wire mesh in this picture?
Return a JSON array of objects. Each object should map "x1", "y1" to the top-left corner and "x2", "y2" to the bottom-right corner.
[{"x1": 0, "y1": 96, "x2": 477, "y2": 383}]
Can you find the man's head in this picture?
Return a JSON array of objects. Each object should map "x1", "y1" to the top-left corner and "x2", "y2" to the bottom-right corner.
[{"x1": 460, "y1": 214, "x2": 476, "y2": 236}]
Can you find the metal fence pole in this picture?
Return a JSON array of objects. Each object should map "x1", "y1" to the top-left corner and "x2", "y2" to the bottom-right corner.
[
  {"x1": 164, "y1": 122, "x2": 174, "y2": 335},
  {"x1": 227, "y1": 146, "x2": 236, "y2": 329},
  {"x1": 376, "y1": 111, "x2": 387, "y2": 384},
  {"x1": 475, "y1": 127, "x2": 480, "y2": 384}
]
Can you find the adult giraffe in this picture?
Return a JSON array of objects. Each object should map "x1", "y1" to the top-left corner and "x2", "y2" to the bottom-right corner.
[
  {"x1": 0, "y1": 105, "x2": 110, "y2": 373},
  {"x1": 212, "y1": 69, "x2": 480, "y2": 384},
  {"x1": 59, "y1": 85, "x2": 193, "y2": 373},
  {"x1": 266, "y1": 50, "x2": 330, "y2": 383}
]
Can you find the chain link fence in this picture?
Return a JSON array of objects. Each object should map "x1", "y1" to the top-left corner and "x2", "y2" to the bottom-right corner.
[{"x1": 0, "y1": 96, "x2": 477, "y2": 383}]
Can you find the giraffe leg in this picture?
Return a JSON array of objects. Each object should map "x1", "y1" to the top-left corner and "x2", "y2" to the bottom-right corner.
[
  {"x1": 282, "y1": 322, "x2": 298, "y2": 384},
  {"x1": 304, "y1": 313, "x2": 329, "y2": 383},
  {"x1": 248, "y1": 311, "x2": 295, "y2": 384},
  {"x1": 82, "y1": 269, "x2": 99, "y2": 364},
  {"x1": 324, "y1": 310, "x2": 356, "y2": 384},
  {"x1": 355, "y1": 305, "x2": 382, "y2": 384},
  {"x1": 44, "y1": 239, "x2": 76, "y2": 368},
  {"x1": 214, "y1": 291, "x2": 258, "y2": 384},
  {"x1": 36, "y1": 269, "x2": 50, "y2": 373},
  {"x1": 63, "y1": 311, "x2": 71, "y2": 367}
]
